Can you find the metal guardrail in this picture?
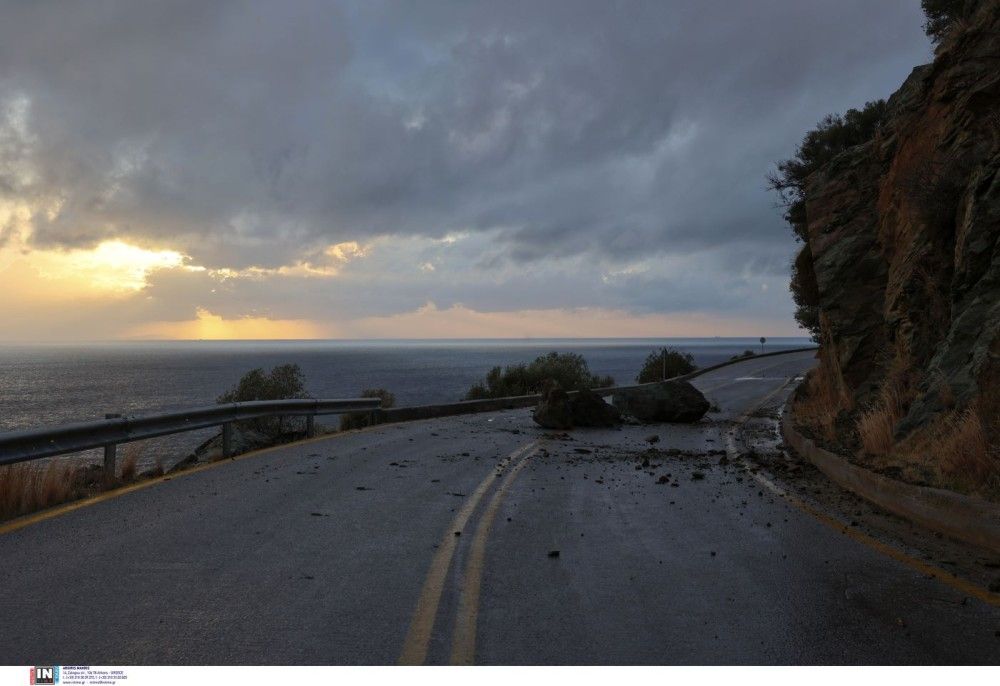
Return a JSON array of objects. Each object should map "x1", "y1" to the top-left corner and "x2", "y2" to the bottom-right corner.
[
  {"x1": 0, "y1": 346, "x2": 819, "y2": 481},
  {"x1": 0, "y1": 398, "x2": 382, "y2": 478}
]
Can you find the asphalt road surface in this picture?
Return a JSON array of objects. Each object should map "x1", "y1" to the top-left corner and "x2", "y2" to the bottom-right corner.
[{"x1": 2, "y1": 350, "x2": 999, "y2": 664}]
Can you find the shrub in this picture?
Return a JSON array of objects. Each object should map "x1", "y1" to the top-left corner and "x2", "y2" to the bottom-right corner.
[
  {"x1": 729, "y1": 350, "x2": 756, "y2": 362},
  {"x1": 464, "y1": 352, "x2": 613, "y2": 400},
  {"x1": 218, "y1": 363, "x2": 308, "y2": 436},
  {"x1": 922, "y1": 0, "x2": 980, "y2": 43},
  {"x1": 340, "y1": 388, "x2": 395, "y2": 430},
  {"x1": 790, "y1": 245, "x2": 822, "y2": 339},
  {"x1": 768, "y1": 100, "x2": 889, "y2": 241},
  {"x1": 218, "y1": 363, "x2": 307, "y2": 403},
  {"x1": 636, "y1": 348, "x2": 696, "y2": 383}
]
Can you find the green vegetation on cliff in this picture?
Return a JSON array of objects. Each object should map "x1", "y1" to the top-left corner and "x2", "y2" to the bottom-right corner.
[{"x1": 464, "y1": 352, "x2": 614, "y2": 400}]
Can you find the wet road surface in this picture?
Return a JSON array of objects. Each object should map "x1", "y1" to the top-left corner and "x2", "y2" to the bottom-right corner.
[{"x1": 1, "y1": 350, "x2": 999, "y2": 664}]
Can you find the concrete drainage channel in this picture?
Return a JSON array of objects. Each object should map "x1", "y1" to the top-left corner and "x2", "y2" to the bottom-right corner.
[{"x1": 780, "y1": 394, "x2": 1000, "y2": 555}]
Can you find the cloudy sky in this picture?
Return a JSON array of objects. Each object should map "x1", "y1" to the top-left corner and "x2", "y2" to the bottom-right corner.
[{"x1": 0, "y1": 0, "x2": 930, "y2": 340}]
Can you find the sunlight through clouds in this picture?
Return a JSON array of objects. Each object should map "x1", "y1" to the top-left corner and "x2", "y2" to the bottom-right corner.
[{"x1": 29, "y1": 240, "x2": 187, "y2": 292}]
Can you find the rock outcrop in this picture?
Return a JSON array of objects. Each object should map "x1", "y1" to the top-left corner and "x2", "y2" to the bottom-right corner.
[
  {"x1": 798, "y1": 0, "x2": 999, "y2": 443},
  {"x1": 612, "y1": 381, "x2": 710, "y2": 423}
]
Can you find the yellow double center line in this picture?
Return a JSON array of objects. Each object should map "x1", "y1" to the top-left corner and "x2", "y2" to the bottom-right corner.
[{"x1": 398, "y1": 441, "x2": 538, "y2": 665}]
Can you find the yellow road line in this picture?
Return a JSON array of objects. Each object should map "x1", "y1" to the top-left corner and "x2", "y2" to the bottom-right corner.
[
  {"x1": 0, "y1": 423, "x2": 414, "y2": 538},
  {"x1": 450, "y1": 447, "x2": 537, "y2": 665},
  {"x1": 725, "y1": 381, "x2": 1000, "y2": 609},
  {"x1": 398, "y1": 441, "x2": 538, "y2": 665}
]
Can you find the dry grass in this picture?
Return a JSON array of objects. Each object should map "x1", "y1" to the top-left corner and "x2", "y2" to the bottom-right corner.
[
  {"x1": 855, "y1": 337, "x2": 915, "y2": 457},
  {"x1": 120, "y1": 443, "x2": 142, "y2": 482},
  {"x1": 883, "y1": 374, "x2": 999, "y2": 496},
  {"x1": 857, "y1": 384, "x2": 906, "y2": 456},
  {"x1": 793, "y1": 345, "x2": 850, "y2": 441},
  {"x1": 148, "y1": 458, "x2": 165, "y2": 478},
  {"x1": 0, "y1": 460, "x2": 79, "y2": 520},
  {"x1": 937, "y1": 408, "x2": 997, "y2": 490}
]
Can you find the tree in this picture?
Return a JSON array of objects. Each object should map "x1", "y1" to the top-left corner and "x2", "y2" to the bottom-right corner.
[
  {"x1": 636, "y1": 348, "x2": 696, "y2": 383},
  {"x1": 922, "y1": 0, "x2": 978, "y2": 43},
  {"x1": 767, "y1": 100, "x2": 889, "y2": 241},
  {"x1": 217, "y1": 363, "x2": 307, "y2": 403},
  {"x1": 217, "y1": 363, "x2": 308, "y2": 436},
  {"x1": 464, "y1": 352, "x2": 614, "y2": 400}
]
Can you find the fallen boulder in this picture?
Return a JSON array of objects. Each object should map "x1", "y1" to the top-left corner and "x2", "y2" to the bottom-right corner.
[
  {"x1": 533, "y1": 386, "x2": 574, "y2": 429},
  {"x1": 570, "y1": 388, "x2": 621, "y2": 427},
  {"x1": 533, "y1": 385, "x2": 620, "y2": 429},
  {"x1": 612, "y1": 381, "x2": 710, "y2": 423}
]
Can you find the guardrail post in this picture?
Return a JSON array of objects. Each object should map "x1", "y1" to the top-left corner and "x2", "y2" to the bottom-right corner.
[
  {"x1": 306, "y1": 415, "x2": 315, "y2": 438},
  {"x1": 222, "y1": 422, "x2": 233, "y2": 459},
  {"x1": 103, "y1": 413, "x2": 121, "y2": 484}
]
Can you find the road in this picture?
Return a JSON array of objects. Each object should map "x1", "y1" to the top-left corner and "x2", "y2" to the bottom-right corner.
[{"x1": 1, "y1": 350, "x2": 999, "y2": 664}]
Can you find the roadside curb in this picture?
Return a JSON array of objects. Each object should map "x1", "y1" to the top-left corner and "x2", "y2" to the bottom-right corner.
[{"x1": 780, "y1": 394, "x2": 1000, "y2": 555}]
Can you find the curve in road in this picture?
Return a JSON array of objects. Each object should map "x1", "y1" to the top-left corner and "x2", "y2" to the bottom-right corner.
[{"x1": 2, "y1": 350, "x2": 999, "y2": 664}]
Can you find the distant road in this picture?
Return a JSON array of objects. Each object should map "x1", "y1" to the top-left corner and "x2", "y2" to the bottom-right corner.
[{"x1": 2, "y1": 350, "x2": 998, "y2": 664}]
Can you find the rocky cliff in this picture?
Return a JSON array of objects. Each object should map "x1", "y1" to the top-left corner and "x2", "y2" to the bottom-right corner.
[{"x1": 792, "y1": 0, "x2": 999, "y2": 491}]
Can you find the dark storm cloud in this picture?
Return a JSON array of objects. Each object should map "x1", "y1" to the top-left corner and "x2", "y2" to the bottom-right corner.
[{"x1": 0, "y1": 0, "x2": 930, "y2": 319}]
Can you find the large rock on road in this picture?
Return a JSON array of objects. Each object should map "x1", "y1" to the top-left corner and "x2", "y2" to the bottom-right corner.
[{"x1": 612, "y1": 381, "x2": 710, "y2": 423}]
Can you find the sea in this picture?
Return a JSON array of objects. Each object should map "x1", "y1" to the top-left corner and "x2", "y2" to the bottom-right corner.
[{"x1": 0, "y1": 337, "x2": 810, "y2": 466}]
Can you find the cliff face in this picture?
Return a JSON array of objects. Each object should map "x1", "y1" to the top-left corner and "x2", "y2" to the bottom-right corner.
[{"x1": 801, "y1": 1, "x2": 999, "y2": 462}]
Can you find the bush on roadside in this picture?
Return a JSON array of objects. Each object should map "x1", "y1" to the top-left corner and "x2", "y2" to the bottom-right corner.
[
  {"x1": 464, "y1": 352, "x2": 614, "y2": 400},
  {"x1": 217, "y1": 363, "x2": 309, "y2": 436},
  {"x1": 636, "y1": 348, "x2": 696, "y2": 383},
  {"x1": 340, "y1": 388, "x2": 395, "y2": 430},
  {"x1": 729, "y1": 350, "x2": 756, "y2": 362}
]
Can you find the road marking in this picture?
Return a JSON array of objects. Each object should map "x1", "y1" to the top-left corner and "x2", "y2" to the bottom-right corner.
[
  {"x1": 398, "y1": 441, "x2": 538, "y2": 665},
  {"x1": 697, "y1": 357, "x2": 808, "y2": 394},
  {"x1": 725, "y1": 380, "x2": 1000, "y2": 609},
  {"x1": 450, "y1": 446, "x2": 537, "y2": 665},
  {"x1": 0, "y1": 429, "x2": 375, "y2": 538}
]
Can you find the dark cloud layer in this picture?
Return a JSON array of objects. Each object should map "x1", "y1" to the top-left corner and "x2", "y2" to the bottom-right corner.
[{"x1": 0, "y1": 0, "x2": 930, "y2": 326}]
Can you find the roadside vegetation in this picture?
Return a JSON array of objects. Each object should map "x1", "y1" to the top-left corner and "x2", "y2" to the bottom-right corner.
[
  {"x1": 340, "y1": 388, "x2": 395, "y2": 430},
  {"x1": 635, "y1": 348, "x2": 696, "y2": 383},
  {"x1": 217, "y1": 363, "x2": 309, "y2": 437},
  {"x1": 465, "y1": 352, "x2": 613, "y2": 400},
  {"x1": 795, "y1": 340, "x2": 1000, "y2": 498},
  {"x1": 921, "y1": 0, "x2": 982, "y2": 43},
  {"x1": 729, "y1": 350, "x2": 756, "y2": 362},
  {"x1": 0, "y1": 460, "x2": 79, "y2": 520},
  {"x1": 768, "y1": 100, "x2": 888, "y2": 340}
]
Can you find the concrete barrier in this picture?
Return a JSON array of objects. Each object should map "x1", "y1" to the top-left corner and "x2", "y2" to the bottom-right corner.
[{"x1": 781, "y1": 395, "x2": 1000, "y2": 554}]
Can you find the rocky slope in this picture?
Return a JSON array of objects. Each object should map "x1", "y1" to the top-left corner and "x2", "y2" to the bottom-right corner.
[{"x1": 794, "y1": 0, "x2": 999, "y2": 490}]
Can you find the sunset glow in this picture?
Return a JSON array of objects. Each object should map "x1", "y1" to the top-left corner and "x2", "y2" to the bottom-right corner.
[{"x1": 29, "y1": 240, "x2": 187, "y2": 293}]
